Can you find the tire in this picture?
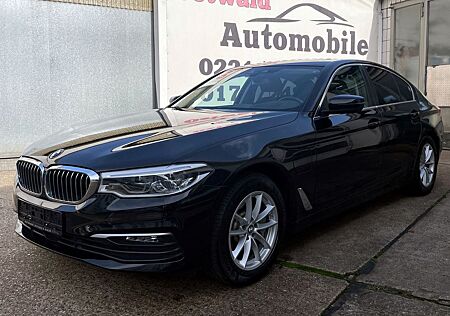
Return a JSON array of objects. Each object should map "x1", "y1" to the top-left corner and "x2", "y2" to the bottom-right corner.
[
  {"x1": 209, "y1": 173, "x2": 285, "y2": 286},
  {"x1": 409, "y1": 137, "x2": 438, "y2": 196}
]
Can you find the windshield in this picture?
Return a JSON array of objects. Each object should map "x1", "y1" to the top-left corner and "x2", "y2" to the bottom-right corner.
[{"x1": 173, "y1": 66, "x2": 322, "y2": 112}]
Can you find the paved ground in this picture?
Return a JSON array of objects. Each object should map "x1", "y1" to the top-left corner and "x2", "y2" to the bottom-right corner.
[
  {"x1": 0, "y1": 152, "x2": 449, "y2": 315},
  {"x1": 444, "y1": 133, "x2": 450, "y2": 149}
]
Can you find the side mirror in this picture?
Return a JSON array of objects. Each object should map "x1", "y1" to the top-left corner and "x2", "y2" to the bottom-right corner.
[
  {"x1": 169, "y1": 95, "x2": 181, "y2": 104},
  {"x1": 326, "y1": 95, "x2": 365, "y2": 114}
]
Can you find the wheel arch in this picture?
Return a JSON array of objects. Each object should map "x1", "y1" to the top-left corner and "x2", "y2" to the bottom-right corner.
[
  {"x1": 421, "y1": 125, "x2": 442, "y2": 157},
  {"x1": 222, "y1": 162, "x2": 302, "y2": 226}
]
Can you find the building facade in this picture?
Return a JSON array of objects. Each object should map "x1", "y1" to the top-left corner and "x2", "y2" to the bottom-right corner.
[
  {"x1": 0, "y1": 0, "x2": 449, "y2": 158},
  {"x1": 379, "y1": 0, "x2": 450, "y2": 130}
]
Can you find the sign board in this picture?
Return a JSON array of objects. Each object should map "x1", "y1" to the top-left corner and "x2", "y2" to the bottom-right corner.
[{"x1": 155, "y1": 0, "x2": 379, "y2": 106}]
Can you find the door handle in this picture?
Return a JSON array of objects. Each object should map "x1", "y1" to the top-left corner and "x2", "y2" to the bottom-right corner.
[{"x1": 368, "y1": 119, "x2": 380, "y2": 129}]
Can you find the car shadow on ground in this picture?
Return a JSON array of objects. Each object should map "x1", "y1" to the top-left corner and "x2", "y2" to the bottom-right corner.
[
  {"x1": 24, "y1": 186, "x2": 411, "y2": 287},
  {"x1": 281, "y1": 189, "x2": 404, "y2": 256}
]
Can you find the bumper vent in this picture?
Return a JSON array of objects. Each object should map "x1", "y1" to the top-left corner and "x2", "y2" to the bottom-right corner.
[
  {"x1": 16, "y1": 159, "x2": 44, "y2": 195},
  {"x1": 16, "y1": 158, "x2": 99, "y2": 204}
]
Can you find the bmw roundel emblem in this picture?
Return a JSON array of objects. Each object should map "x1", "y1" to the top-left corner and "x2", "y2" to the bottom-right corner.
[{"x1": 49, "y1": 149, "x2": 65, "y2": 159}]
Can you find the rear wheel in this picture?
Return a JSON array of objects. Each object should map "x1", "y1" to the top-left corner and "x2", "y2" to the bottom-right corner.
[
  {"x1": 410, "y1": 137, "x2": 438, "y2": 195},
  {"x1": 209, "y1": 174, "x2": 285, "y2": 285}
]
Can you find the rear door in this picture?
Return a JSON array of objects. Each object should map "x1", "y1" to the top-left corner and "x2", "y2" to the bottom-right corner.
[
  {"x1": 313, "y1": 65, "x2": 384, "y2": 211},
  {"x1": 364, "y1": 66, "x2": 421, "y2": 185}
]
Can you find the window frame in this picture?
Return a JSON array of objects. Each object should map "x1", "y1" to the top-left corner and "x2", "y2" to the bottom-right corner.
[
  {"x1": 324, "y1": 65, "x2": 371, "y2": 109},
  {"x1": 363, "y1": 65, "x2": 416, "y2": 107},
  {"x1": 314, "y1": 64, "x2": 375, "y2": 117},
  {"x1": 314, "y1": 63, "x2": 417, "y2": 118}
]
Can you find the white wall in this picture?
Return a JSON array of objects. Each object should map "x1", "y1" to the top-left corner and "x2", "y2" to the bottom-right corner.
[{"x1": 0, "y1": 0, "x2": 155, "y2": 157}]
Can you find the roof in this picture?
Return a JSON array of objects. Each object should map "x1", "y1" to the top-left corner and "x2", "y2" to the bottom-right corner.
[{"x1": 245, "y1": 59, "x2": 375, "y2": 68}]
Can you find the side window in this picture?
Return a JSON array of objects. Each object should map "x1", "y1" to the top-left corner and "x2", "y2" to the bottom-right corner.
[
  {"x1": 365, "y1": 66, "x2": 410, "y2": 105},
  {"x1": 394, "y1": 75, "x2": 414, "y2": 102},
  {"x1": 326, "y1": 66, "x2": 369, "y2": 108},
  {"x1": 416, "y1": 90, "x2": 432, "y2": 111}
]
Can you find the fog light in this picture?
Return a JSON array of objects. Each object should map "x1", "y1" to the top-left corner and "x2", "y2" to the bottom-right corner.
[
  {"x1": 90, "y1": 232, "x2": 175, "y2": 245},
  {"x1": 126, "y1": 236, "x2": 159, "y2": 243}
]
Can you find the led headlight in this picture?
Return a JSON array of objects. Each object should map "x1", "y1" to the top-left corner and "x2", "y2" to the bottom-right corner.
[{"x1": 98, "y1": 164, "x2": 212, "y2": 198}]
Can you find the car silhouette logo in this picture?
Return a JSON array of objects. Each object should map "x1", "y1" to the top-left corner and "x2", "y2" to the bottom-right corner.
[
  {"x1": 49, "y1": 149, "x2": 65, "y2": 159},
  {"x1": 248, "y1": 3, "x2": 354, "y2": 28}
]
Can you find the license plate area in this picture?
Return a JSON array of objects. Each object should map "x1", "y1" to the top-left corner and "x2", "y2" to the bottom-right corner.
[{"x1": 18, "y1": 201, "x2": 63, "y2": 236}]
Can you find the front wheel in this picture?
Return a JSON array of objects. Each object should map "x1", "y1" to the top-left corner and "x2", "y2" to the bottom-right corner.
[
  {"x1": 409, "y1": 137, "x2": 438, "y2": 195},
  {"x1": 209, "y1": 174, "x2": 285, "y2": 285}
]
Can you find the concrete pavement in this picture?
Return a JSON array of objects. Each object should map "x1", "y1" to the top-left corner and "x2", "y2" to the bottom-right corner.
[{"x1": 0, "y1": 151, "x2": 449, "y2": 315}]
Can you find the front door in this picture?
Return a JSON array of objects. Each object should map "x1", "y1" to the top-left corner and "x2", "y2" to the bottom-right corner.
[{"x1": 313, "y1": 65, "x2": 383, "y2": 211}]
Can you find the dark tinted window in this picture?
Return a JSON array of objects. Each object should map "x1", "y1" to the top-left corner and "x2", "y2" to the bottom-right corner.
[
  {"x1": 365, "y1": 66, "x2": 413, "y2": 105},
  {"x1": 416, "y1": 90, "x2": 431, "y2": 111},
  {"x1": 326, "y1": 66, "x2": 369, "y2": 108},
  {"x1": 394, "y1": 76, "x2": 413, "y2": 101}
]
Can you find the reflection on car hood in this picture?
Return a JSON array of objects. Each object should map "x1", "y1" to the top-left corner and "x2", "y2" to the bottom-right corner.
[{"x1": 24, "y1": 108, "x2": 298, "y2": 171}]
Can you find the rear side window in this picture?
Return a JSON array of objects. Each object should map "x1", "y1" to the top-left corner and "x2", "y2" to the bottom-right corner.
[
  {"x1": 394, "y1": 76, "x2": 414, "y2": 101},
  {"x1": 416, "y1": 89, "x2": 432, "y2": 111},
  {"x1": 365, "y1": 66, "x2": 413, "y2": 105}
]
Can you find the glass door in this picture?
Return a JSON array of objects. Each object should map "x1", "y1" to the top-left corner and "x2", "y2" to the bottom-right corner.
[{"x1": 392, "y1": 1, "x2": 427, "y2": 90}]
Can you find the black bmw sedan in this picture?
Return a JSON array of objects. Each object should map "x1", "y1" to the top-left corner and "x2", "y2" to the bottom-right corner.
[{"x1": 13, "y1": 60, "x2": 443, "y2": 285}]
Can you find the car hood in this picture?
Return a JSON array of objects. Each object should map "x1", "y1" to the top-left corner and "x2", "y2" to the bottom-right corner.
[{"x1": 24, "y1": 108, "x2": 298, "y2": 171}]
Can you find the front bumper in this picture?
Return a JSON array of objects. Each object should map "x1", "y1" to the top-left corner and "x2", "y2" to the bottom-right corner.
[
  {"x1": 13, "y1": 183, "x2": 221, "y2": 271},
  {"x1": 15, "y1": 221, "x2": 184, "y2": 271}
]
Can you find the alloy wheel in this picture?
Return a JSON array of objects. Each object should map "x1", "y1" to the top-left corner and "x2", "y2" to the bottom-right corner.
[
  {"x1": 228, "y1": 191, "x2": 279, "y2": 271},
  {"x1": 419, "y1": 143, "x2": 435, "y2": 188}
]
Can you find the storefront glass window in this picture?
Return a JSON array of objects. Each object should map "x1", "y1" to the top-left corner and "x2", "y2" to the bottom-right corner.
[
  {"x1": 429, "y1": 0, "x2": 450, "y2": 66},
  {"x1": 394, "y1": 4, "x2": 422, "y2": 87}
]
